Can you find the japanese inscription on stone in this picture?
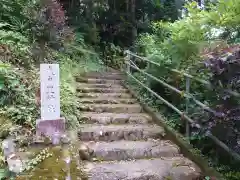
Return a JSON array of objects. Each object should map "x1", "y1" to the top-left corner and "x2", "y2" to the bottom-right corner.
[{"x1": 40, "y1": 64, "x2": 60, "y2": 120}]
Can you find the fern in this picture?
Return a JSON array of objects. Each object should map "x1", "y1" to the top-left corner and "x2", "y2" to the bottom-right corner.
[{"x1": 0, "y1": 30, "x2": 28, "y2": 43}]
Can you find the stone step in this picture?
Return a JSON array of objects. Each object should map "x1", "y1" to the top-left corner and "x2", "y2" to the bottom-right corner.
[
  {"x1": 84, "y1": 157, "x2": 201, "y2": 180},
  {"x1": 77, "y1": 83, "x2": 124, "y2": 89},
  {"x1": 84, "y1": 72, "x2": 123, "y2": 75},
  {"x1": 77, "y1": 87, "x2": 128, "y2": 93},
  {"x1": 78, "y1": 124, "x2": 165, "y2": 141},
  {"x1": 83, "y1": 73, "x2": 124, "y2": 80},
  {"x1": 77, "y1": 93, "x2": 132, "y2": 99},
  {"x1": 104, "y1": 67, "x2": 121, "y2": 73},
  {"x1": 79, "y1": 113, "x2": 151, "y2": 124},
  {"x1": 84, "y1": 140, "x2": 180, "y2": 161},
  {"x1": 78, "y1": 98, "x2": 137, "y2": 104},
  {"x1": 78, "y1": 104, "x2": 143, "y2": 113},
  {"x1": 76, "y1": 77, "x2": 123, "y2": 84}
]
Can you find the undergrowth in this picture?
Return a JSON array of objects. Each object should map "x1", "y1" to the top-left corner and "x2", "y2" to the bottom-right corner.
[
  {"x1": 0, "y1": 0, "x2": 105, "y2": 171},
  {"x1": 131, "y1": 1, "x2": 240, "y2": 179}
]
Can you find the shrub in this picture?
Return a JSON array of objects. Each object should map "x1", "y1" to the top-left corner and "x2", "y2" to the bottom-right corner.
[
  {"x1": 202, "y1": 47, "x2": 240, "y2": 153},
  {"x1": 134, "y1": 1, "x2": 240, "y2": 178}
]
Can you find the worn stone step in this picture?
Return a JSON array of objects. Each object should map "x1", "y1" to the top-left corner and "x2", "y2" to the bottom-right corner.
[
  {"x1": 76, "y1": 87, "x2": 128, "y2": 93},
  {"x1": 105, "y1": 67, "x2": 120, "y2": 73},
  {"x1": 84, "y1": 72, "x2": 123, "y2": 75},
  {"x1": 84, "y1": 157, "x2": 201, "y2": 180},
  {"x1": 79, "y1": 113, "x2": 151, "y2": 124},
  {"x1": 77, "y1": 93, "x2": 132, "y2": 98},
  {"x1": 83, "y1": 73, "x2": 124, "y2": 80},
  {"x1": 84, "y1": 140, "x2": 180, "y2": 161},
  {"x1": 78, "y1": 98, "x2": 137, "y2": 104},
  {"x1": 78, "y1": 124, "x2": 165, "y2": 141},
  {"x1": 77, "y1": 83, "x2": 124, "y2": 89},
  {"x1": 78, "y1": 104, "x2": 143, "y2": 113},
  {"x1": 76, "y1": 77, "x2": 123, "y2": 84}
]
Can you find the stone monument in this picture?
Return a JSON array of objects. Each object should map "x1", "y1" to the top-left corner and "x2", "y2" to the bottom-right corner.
[{"x1": 36, "y1": 64, "x2": 65, "y2": 144}]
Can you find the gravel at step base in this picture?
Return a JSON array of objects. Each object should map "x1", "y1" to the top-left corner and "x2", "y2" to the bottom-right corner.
[
  {"x1": 84, "y1": 157, "x2": 201, "y2": 180},
  {"x1": 84, "y1": 140, "x2": 180, "y2": 160},
  {"x1": 78, "y1": 124, "x2": 165, "y2": 141},
  {"x1": 79, "y1": 112, "x2": 151, "y2": 124}
]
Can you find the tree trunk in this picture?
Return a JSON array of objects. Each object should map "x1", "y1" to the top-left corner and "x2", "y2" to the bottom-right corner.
[
  {"x1": 131, "y1": 0, "x2": 137, "y2": 52},
  {"x1": 174, "y1": 0, "x2": 185, "y2": 17}
]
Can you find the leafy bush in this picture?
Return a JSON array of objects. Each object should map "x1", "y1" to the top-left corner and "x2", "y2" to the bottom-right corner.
[
  {"x1": 137, "y1": 0, "x2": 240, "y2": 69},
  {"x1": 0, "y1": 0, "x2": 32, "y2": 33},
  {"x1": 0, "y1": 64, "x2": 38, "y2": 126},
  {"x1": 29, "y1": 0, "x2": 68, "y2": 48},
  {"x1": 203, "y1": 48, "x2": 240, "y2": 153},
  {"x1": 0, "y1": 0, "x2": 104, "y2": 130},
  {"x1": 133, "y1": 0, "x2": 240, "y2": 178},
  {"x1": 102, "y1": 42, "x2": 123, "y2": 69}
]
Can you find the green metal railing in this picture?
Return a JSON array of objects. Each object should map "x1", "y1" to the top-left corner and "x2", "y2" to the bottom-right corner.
[{"x1": 123, "y1": 50, "x2": 240, "y2": 162}]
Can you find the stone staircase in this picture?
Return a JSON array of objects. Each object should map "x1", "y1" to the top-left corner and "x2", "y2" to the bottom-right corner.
[{"x1": 76, "y1": 71, "x2": 202, "y2": 180}]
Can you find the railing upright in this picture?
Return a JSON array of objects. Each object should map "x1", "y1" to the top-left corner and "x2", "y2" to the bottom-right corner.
[
  {"x1": 124, "y1": 50, "x2": 131, "y2": 73},
  {"x1": 185, "y1": 77, "x2": 190, "y2": 138}
]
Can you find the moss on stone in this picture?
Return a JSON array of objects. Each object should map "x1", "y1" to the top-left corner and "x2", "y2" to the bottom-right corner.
[{"x1": 17, "y1": 145, "x2": 87, "y2": 180}]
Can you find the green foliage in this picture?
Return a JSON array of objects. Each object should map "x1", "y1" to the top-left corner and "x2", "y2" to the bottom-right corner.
[
  {"x1": 0, "y1": 0, "x2": 105, "y2": 130},
  {"x1": 0, "y1": 29, "x2": 32, "y2": 67},
  {"x1": 133, "y1": 0, "x2": 240, "y2": 179},
  {"x1": 0, "y1": 41, "x2": 103, "y2": 130},
  {"x1": 64, "y1": 0, "x2": 179, "y2": 51},
  {"x1": 224, "y1": 171, "x2": 240, "y2": 180},
  {"x1": 102, "y1": 42, "x2": 123, "y2": 68},
  {"x1": 0, "y1": 65, "x2": 38, "y2": 126},
  {"x1": 0, "y1": 0, "x2": 31, "y2": 31},
  {"x1": 137, "y1": 0, "x2": 240, "y2": 69}
]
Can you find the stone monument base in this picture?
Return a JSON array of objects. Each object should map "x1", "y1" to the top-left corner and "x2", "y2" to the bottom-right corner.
[{"x1": 36, "y1": 118, "x2": 65, "y2": 139}]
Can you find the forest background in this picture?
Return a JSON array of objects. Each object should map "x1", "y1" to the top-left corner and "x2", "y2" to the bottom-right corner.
[{"x1": 0, "y1": 0, "x2": 240, "y2": 179}]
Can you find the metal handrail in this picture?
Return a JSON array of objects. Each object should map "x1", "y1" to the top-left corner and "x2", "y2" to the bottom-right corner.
[
  {"x1": 125, "y1": 50, "x2": 240, "y2": 97},
  {"x1": 126, "y1": 71, "x2": 200, "y2": 128},
  {"x1": 128, "y1": 59, "x2": 221, "y2": 116},
  {"x1": 123, "y1": 50, "x2": 240, "y2": 162}
]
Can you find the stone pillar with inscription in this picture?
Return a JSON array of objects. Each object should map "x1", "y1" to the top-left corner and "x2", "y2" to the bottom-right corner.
[{"x1": 36, "y1": 64, "x2": 65, "y2": 144}]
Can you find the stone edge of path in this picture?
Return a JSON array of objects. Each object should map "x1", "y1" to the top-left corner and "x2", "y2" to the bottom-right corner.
[{"x1": 121, "y1": 82, "x2": 225, "y2": 180}]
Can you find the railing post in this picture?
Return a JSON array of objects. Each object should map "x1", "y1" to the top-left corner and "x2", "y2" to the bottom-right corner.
[
  {"x1": 124, "y1": 50, "x2": 130, "y2": 73},
  {"x1": 185, "y1": 77, "x2": 191, "y2": 138}
]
